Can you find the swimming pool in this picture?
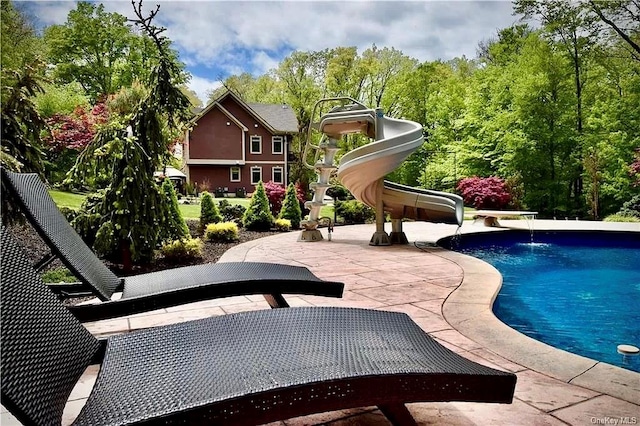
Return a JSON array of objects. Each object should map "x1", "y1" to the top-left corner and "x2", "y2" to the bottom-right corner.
[{"x1": 439, "y1": 230, "x2": 640, "y2": 372}]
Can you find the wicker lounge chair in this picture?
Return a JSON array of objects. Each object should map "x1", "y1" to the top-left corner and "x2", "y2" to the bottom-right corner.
[
  {"x1": 1, "y1": 228, "x2": 517, "y2": 426},
  {"x1": 2, "y1": 169, "x2": 344, "y2": 322}
]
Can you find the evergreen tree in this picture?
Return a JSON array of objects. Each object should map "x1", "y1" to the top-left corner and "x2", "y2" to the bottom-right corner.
[
  {"x1": 243, "y1": 181, "x2": 274, "y2": 230},
  {"x1": 66, "y1": 1, "x2": 191, "y2": 266},
  {"x1": 199, "y1": 191, "x2": 222, "y2": 231},
  {"x1": 278, "y1": 183, "x2": 302, "y2": 229},
  {"x1": 161, "y1": 178, "x2": 190, "y2": 240}
]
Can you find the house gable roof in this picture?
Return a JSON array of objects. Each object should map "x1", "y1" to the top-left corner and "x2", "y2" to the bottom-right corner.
[{"x1": 193, "y1": 90, "x2": 298, "y2": 134}]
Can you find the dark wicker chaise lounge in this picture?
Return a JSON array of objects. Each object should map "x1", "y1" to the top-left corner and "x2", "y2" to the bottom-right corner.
[
  {"x1": 2, "y1": 169, "x2": 343, "y2": 322},
  {"x1": 1, "y1": 228, "x2": 517, "y2": 426}
]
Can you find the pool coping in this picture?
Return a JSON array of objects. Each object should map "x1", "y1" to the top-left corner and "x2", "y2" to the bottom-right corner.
[{"x1": 434, "y1": 220, "x2": 640, "y2": 405}]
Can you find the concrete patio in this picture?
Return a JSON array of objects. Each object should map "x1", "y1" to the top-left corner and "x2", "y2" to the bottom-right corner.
[{"x1": 2, "y1": 220, "x2": 639, "y2": 425}]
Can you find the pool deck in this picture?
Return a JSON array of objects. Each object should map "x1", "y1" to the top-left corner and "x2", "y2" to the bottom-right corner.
[{"x1": 3, "y1": 220, "x2": 639, "y2": 425}]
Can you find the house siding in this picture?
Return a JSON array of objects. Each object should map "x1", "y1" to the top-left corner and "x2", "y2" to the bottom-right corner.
[
  {"x1": 188, "y1": 106, "x2": 243, "y2": 160},
  {"x1": 189, "y1": 164, "x2": 285, "y2": 194},
  {"x1": 185, "y1": 91, "x2": 294, "y2": 194}
]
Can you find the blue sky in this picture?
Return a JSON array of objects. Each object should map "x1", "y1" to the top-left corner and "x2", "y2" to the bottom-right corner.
[{"x1": 20, "y1": 1, "x2": 522, "y2": 104}]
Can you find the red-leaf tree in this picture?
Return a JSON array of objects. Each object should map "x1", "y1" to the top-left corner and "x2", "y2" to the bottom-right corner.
[
  {"x1": 43, "y1": 102, "x2": 108, "y2": 181},
  {"x1": 456, "y1": 176, "x2": 512, "y2": 209},
  {"x1": 264, "y1": 180, "x2": 306, "y2": 215},
  {"x1": 45, "y1": 103, "x2": 108, "y2": 152},
  {"x1": 263, "y1": 180, "x2": 287, "y2": 215}
]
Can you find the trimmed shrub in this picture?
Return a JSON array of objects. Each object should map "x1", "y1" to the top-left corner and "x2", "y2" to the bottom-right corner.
[
  {"x1": 278, "y1": 183, "x2": 302, "y2": 229},
  {"x1": 199, "y1": 191, "x2": 222, "y2": 231},
  {"x1": 161, "y1": 178, "x2": 190, "y2": 241},
  {"x1": 264, "y1": 180, "x2": 286, "y2": 215},
  {"x1": 161, "y1": 238, "x2": 203, "y2": 261},
  {"x1": 218, "y1": 199, "x2": 247, "y2": 223},
  {"x1": 326, "y1": 182, "x2": 351, "y2": 201},
  {"x1": 274, "y1": 218, "x2": 291, "y2": 231},
  {"x1": 335, "y1": 200, "x2": 375, "y2": 224},
  {"x1": 456, "y1": 176, "x2": 512, "y2": 209},
  {"x1": 205, "y1": 221, "x2": 239, "y2": 242},
  {"x1": 41, "y1": 267, "x2": 76, "y2": 284},
  {"x1": 243, "y1": 181, "x2": 274, "y2": 231}
]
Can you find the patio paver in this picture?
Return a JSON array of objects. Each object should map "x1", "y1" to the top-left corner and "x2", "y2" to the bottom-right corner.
[{"x1": 2, "y1": 220, "x2": 638, "y2": 425}]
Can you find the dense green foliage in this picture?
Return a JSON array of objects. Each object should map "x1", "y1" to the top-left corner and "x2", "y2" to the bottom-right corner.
[
  {"x1": 335, "y1": 200, "x2": 375, "y2": 224},
  {"x1": 199, "y1": 192, "x2": 222, "y2": 231},
  {"x1": 43, "y1": 2, "x2": 186, "y2": 102},
  {"x1": 218, "y1": 199, "x2": 247, "y2": 223},
  {"x1": 278, "y1": 183, "x2": 303, "y2": 229},
  {"x1": 243, "y1": 181, "x2": 274, "y2": 230}
]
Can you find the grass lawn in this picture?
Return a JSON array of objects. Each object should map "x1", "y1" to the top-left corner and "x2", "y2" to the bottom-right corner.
[
  {"x1": 49, "y1": 190, "x2": 253, "y2": 220},
  {"x1": 50, "y1": 190, "x2": 86, "y2": 210}
]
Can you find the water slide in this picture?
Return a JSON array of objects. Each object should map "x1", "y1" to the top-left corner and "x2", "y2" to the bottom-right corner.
[
  {"x1": 336, "y1": 115, "x2": 463, "y2": 227},
  {"x1": 300, "y1": 98, "x2": 463, "y2": 244}
]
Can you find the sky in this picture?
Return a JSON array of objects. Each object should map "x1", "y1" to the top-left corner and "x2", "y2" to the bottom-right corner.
[{"x1": 20, "y1": 1, "x2": 522, "y2": 104}]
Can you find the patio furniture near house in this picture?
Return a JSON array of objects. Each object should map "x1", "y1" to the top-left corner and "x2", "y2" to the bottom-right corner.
[
  {"x1": 2, "y1": 169, "x2": 343, "y2": 322},
  {"x1": 1, "y1": 228, "x2": 517, "y2": 426}
]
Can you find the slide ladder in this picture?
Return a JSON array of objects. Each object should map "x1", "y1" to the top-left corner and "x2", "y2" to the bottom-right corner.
[{"x1": 299, "y1": 98, "x2": 375, "y2": 242}]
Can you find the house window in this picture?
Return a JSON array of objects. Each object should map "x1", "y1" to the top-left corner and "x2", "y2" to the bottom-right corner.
[
  {"x1": 230, "y1": 167, "x2": 241, "y2": 182},
  {"x1": 250, "y1": 135, "x2": 262, "y2": 154},
  {"x1": 251, "y1": 166, "x2": 262, "y2": 185},
  {"x1": 272, "y1": 166, "x2": 283, "y2": 184},
  {"x1": 272, "y1": 136, "x2": 283, "y2": 154}
]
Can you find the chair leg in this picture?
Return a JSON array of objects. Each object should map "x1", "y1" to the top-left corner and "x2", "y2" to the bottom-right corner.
[
  {"x1": 263, "y1": 294, "x2": 290, "y2": 308},
  {"x1": 378, "y1": 403, "x2": 417, "y2": 426}
]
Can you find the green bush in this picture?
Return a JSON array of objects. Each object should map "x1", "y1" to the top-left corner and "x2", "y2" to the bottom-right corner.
[
  {"x1": 205, "y1": 221, "x2": 239, "y2": 242},
  {"x1": 603, "y1": 214, "x2": 640, "y2": 222},
  {"x1": 243, "y1": 181, "x2": 274, "y2": 231},
  {"x1": 274, "y1": 218, "x2": 291, "y2": 231},
  {"x1": 218, "y1": 199, "x2": 247, "y2": 223},
  {"x1": 41, "y1": 267, "x2": 76, "y2": 283},
  {"x1": 278, "y1": 183, "x2": 302, "y2": 229},
  {"x1": 160, "y1": 238, "x2": 203, "y2": 261},
  {"x1": 618, "y1": 195, "x2": 640, "y2": 218},
  {"x1": 161, "y1": 178, "x2": 190, "y2": 241},
  {"x1": 59, "y1": 206, "x2": 79, "y2": 223},
  {"x1": 199, "y1": 191, "x2": 222, "y2": 232},
  {"x1": 335, "y1": 199, "x2": 375, "y2": 224}
]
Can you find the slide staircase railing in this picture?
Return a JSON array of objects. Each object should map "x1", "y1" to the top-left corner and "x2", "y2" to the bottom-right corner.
[{"x1": 299, "y1": 98, "x2": 375, "y2": 242}]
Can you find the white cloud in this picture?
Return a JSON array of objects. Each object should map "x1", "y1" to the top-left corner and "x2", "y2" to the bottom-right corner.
[
  {"x1": 188, "y1": 75, "x2": 222, "y2": 106},
  {"x1": 25, "y1": 1, "x2": 520, "y2": 81}
]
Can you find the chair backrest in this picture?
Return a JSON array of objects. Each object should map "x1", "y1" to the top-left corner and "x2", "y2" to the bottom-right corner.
[
  {"x1": 1, "y1": 227, "x2": 100, "y2": 426},
  {"x1": 2, "y1": 169, "x2": 122, "y2": 300}
]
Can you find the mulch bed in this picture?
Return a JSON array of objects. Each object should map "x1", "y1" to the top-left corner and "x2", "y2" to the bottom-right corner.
[{"x1": 8, "y1": 219, "x2": 282, "y2": 278}]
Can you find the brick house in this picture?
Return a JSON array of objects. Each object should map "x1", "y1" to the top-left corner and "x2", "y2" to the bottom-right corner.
[{"x1": 183, "y1": 90, "x2": 299, "y2": 195}]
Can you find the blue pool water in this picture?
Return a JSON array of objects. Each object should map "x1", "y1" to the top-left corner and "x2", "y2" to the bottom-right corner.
[{"x1": 440, "y1": 231, "x2": 640, "y2": 372}]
